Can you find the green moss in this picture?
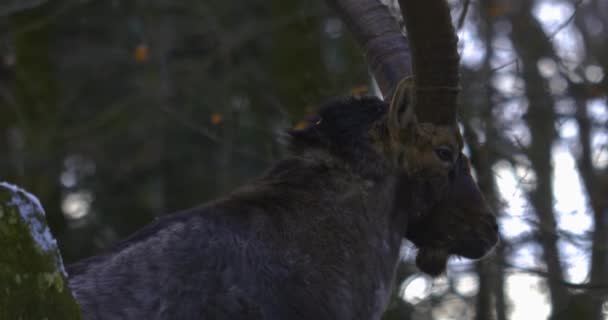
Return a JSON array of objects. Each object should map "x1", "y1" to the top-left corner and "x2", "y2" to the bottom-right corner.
[{"x1": 0, "y1": 184, "x2": 81, "y2": 320}]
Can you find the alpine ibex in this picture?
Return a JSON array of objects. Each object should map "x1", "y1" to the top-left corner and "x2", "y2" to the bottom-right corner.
[{"x1": 68, "y1": 0, "x2": 498, "y2": 319}]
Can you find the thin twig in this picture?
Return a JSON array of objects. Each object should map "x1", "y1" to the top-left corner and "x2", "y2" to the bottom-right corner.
[
  {"x1": 1, "y1": 0, "x2": 90, "y2": 38},
  {"x1": 457, "y1": 0, "x2": 471, "y2": 30},
  {"x1": 157, "y1": 105, "x2": 270, "y2": 163},
  {"x1": 490, "y1": 59, "x2": 518, "y2": 73},
  {"x1": 0, "y1": 0, "x2": 48, "y2": 17},
  {"x1": 501, "y1": 262, "x2": 608, "y2": 291},
  {"x1": 548, "y1": 0, "x2": 583, "y2": 39}
]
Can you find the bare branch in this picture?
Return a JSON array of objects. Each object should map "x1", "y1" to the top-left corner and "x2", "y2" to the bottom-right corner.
[
  {"x1": 457, "y1": 0, "x2": 471, "y2": 30},
  {"x1": 0, "y1": 0, "x2": 48, "y2": 17}
]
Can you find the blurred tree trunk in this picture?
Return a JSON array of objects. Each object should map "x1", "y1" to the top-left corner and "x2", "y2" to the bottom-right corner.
[
  {"x1": 573, "y1": 3, "x2": 608, "y2": 318},
  {"x1": 147, "y1": 0, "x2": 175, "y2": 215},
  {"x1": 0, "y1": 45, "x2": 16, "y2": 181},
  {"x1": 507, "y1": 1, "x2": 570, "y2": 317},
  {"x1": 465, "y1": 95, "x2": 507, "y2": 320},
  {"x1": 270, "y1": 0, "x2": 329, "y2": 120},
  {"x1": 8, "y1": 3, "x2": 67, "y2": 251},
  {"x1": 573, "y1": 92, "x2": 608, "y2": 320},
  {"x1": 466, "y1": 96, "x2": 506, "y2": 320},
  {"x1": 467, "y1": 3, "x2": 508, "y2": 319}
]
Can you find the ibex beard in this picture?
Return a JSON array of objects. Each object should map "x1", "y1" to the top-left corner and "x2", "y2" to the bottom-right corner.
[{"x1": 68, "y1": 96, "x2": 498, "y2": 319}]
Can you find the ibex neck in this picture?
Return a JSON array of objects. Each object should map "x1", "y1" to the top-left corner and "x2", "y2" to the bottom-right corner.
[{"x1": 225, "y1": 157, "x2": 406, "y2": 319}]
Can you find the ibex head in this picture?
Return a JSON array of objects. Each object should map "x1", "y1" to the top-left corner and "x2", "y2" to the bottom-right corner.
[
  {"x1": 328, "y1": 0, "x2": 498, "y2": 275},
  {"x1": 405, "y1": 156, "x2": 499, "y2": 275}
]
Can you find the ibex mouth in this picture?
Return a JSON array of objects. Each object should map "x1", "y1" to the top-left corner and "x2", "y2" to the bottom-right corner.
[
  {"x1": 451, "y1": 222, "x2": 499, "y2": 259},
  {"x1": 414, "y1": 238, "x2": 496, "y2": 277},
  {"x1": 415, "y1": 247, "x2": 449, "y2": 277},
  {"x1": 411, "y1": 220, "x2": 499, "y2": 276}
]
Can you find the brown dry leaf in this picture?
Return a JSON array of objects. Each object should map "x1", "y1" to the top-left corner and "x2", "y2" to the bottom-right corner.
[
  {"x1": 351, "y1": 85, "x2": 369, "y2": 98},
  {"x1": 293, "y1": 120, "x2": 308, "y2": 130},
  {"x1": 134, "y1": 44, "x2": 149, "y2": 62},
  {"x1": 486, "y1": 4, "x2": 507, "y2": 18},
  {"x1": 211, "y1": 112, "x2": 223, "y2": 125},
  {"x1": 588, "y1": 85, "x2": 606, "y2": 98}
]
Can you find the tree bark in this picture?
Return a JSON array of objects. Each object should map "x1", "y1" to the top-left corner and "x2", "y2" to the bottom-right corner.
[
  {"x1": 466, "y1": 2, "x2": 507, "y2": 318},
  {"x1": 574, "y1": 96, "x2": 608, "y2": 320},
  {"x1": 507, "y1": 1, "x2": 569, "y2": 316},
  {"x1": 572, "y1": 4, "x2": 608, "y2": 318}
]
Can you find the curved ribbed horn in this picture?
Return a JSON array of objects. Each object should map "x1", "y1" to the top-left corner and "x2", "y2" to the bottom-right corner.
[
  {"x1": 397, "y1": 0, "x2": 460, "y2": 125},
  {"x1": 325, "y1": 0, "x2": 412, "y2": 98},
  {"x1": 326, "y1": 0, "x2": 460, "y2": 126}
]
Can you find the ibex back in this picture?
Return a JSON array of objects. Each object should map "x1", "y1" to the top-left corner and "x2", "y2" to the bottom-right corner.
[{"x1": 68, "y1": 0, "x2": 499, "y2": 319}]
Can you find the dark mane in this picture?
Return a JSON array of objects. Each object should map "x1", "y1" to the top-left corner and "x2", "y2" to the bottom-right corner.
[
  {"x1": 67, "y1": 97, "x2": 388, "y2": 276},
  {"x1": 288, "y1": 96, "x2": 389, "y2": 177}
]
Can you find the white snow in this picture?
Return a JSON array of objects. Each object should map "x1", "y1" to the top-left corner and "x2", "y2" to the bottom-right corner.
[{"x1": 1, "y1": 181, "x2": 67, "y2": 276}]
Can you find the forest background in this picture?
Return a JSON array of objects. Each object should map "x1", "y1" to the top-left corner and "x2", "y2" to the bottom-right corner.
[{"x1": 1, "y1": 0, "x2": 607, "y2": 319}]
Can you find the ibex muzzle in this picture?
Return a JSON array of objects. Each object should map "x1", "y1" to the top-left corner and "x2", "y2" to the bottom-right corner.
[
  {"x1": 406, "y1": 155, "x2": 499, "y2": 276},
  {"x1": 68, "y1": 0, "x2": 498, "y2": 318}
]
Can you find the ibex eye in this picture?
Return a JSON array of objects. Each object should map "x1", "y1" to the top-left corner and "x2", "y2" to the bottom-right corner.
[{"x1": 435, "y1": 146, "x2": 454, "y2": 163}]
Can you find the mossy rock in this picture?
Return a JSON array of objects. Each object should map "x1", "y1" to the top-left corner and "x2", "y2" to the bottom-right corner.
[{"x1": 0, "y1": 182, "x2": 81, "y2": 320}]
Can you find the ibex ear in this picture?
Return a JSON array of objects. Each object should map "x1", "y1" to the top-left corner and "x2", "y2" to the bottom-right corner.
[{"x1": 388, "y1": 77, "x2": 417, "y2": 141}]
